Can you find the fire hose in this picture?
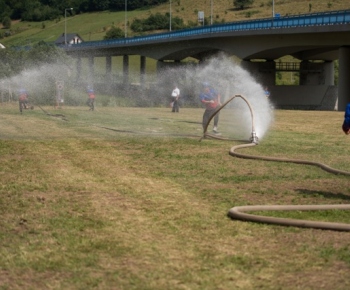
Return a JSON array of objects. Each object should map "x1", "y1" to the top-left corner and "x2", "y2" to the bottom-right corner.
[{"x1": 201, "y1": 95, "x2": 350, "y2": 231}]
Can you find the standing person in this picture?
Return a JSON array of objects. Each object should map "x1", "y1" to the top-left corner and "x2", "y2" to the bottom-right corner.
[
  {"x1": 55, "y1": 81, "x2": 64, "y2": 109},
  {"x1": 342, "y1": 103, "x2": 350, "y2": 135},
  {"x1": 171, "y1": 84, "x2": 180, "y2": 112},
  {"x1": 18, "y1": 89, "x2": 28, "y2": 114},
  {"x1": 199, "y1": 82, "x2": 221, "y2": 134},
  {"x1": 264, "y1": 87, "x2": 270, "y2": 98},
  {"x1": 86, "y1": 88, "x2": 95, "y2": 111}
]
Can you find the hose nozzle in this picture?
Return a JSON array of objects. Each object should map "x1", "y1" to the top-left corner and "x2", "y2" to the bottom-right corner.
[{"x1": 250, "y1": 131, "x2": 259, "y2": 144}]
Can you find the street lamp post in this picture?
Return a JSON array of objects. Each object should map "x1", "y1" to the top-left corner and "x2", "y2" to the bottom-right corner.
[
  {"x1": 125, "y1": 0, "x2": 127, "y2": 38},
  {"x1": 210, "y1": 0, "x2": 213, "y2": 25},
  {"x1": 272, "y1": 0, "x2": 275, "y2": 18},
  {"x1": 65, "y1": 8, "x2": 73, "y2": 45},
  {"x1": 169, "y1": 0, "x2": 172, "y2": 31}
]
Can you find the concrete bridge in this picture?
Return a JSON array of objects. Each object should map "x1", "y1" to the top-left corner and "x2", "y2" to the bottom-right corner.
[{"x1": 64, "y1": 9, "x2": 350, "y2": 110}]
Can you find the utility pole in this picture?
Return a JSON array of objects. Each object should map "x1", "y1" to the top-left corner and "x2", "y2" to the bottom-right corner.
[{"x1": 64, "y1": 8, "x2": 73, "y2": 45}]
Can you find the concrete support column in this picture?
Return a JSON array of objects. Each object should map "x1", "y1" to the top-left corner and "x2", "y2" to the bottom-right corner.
[
  {"x1": 106, "y1": 56, "x2": 112, "y2": 83},
  {"x1": 88, "y1": 56, "x2": 94, "y2": 85},
  {"x1": 300, "y1": 60, "x2": 334, "y2": 86},
  {"x1": 123, "y1": 55, "x2": 129, "y2": 87},
  {"x1": 323, "y1": 61, "x2": 334, "y2": 85},
  {"x1": 140, "y1": 56, "x2": 146, "y2": 88},
  {"x1": 338, "y1": 47, "x2": 350, "y2": 111},
  {"x1": 299, "y1": 60, "x2": 308, "y2": 85}
]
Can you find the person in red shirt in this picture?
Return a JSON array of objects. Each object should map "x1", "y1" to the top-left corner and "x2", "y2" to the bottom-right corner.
[
  {"x1": 199, "y1": 83, "x2": 222, "y2": 134},
  {"x1": 18, "y1": 89, "x2": 28, "y2": 114},
  {"x1": 86, "y1": 89, "x2": 95, "y2": 111}
]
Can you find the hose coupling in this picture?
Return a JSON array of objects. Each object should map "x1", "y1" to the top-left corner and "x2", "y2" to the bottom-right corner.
[{"x1": 250, "y1": 131, "x2": 259, "y2": 144}]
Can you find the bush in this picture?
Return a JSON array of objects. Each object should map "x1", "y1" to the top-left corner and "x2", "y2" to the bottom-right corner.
[
  {"x1": 2, "y1": 16, "x2": 11, "y2": 29},
  {"x1": 104, "y1": 26, "x2": 125, "y2": 40},
  {"x1": 131, "y1": 12, "x2": 186, "y2": 32},
  {"x1": 233, "y1": 0, "x2": 255, "y2": 10}
]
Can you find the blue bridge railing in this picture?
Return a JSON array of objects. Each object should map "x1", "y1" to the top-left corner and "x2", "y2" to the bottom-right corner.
[{"x1": 67, "y1": 9, "x2": 350, "y2": 49}]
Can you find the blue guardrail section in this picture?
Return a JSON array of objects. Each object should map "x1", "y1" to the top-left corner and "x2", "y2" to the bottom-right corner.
[{"x1": 68, "y1": 9, "x2": 350, "y2": 49}]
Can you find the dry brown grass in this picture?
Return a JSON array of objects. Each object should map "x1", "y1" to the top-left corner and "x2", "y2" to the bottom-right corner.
[
  {"x1": 0, "y1": 103, "x2": 350, "y2": 289},
  {"x1": 150, "y1": 0, "x2": 350, "y2": 25}
]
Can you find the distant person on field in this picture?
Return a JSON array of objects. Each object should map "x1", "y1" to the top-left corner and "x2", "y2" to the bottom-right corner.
[
  {"x1": 55, "y1": 81, "x2": 64, "y2": 109},
  {"x1": 342, "y1": 103, "x2": 350, "y2": 135},
  {"x1": 264, "y1": 87, "x2": 270, "y2": 98},
  {"x1": 171, "y1": 84, "x2": 180, "y2": 112},
  {"x1": 86, "y1": 88, "x2": 95, "y2": 111},
  {"x1": 18, "y1": 89, "x2": 28, "y2": 114},
  {"x1": 199, "y1": 82, "x2": 221, "y2": 134}
]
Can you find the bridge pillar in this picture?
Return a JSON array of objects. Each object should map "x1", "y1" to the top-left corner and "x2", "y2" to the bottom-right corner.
[
  {"x1": 300, "y1": 61, "x2": 309, "y2": 85},
  {"x1": 106, "y1": 56, "x2": 112, "y2": 83},
  {"x1": 88, "y1": 56, "x2": 94, "y2": 85},
  {"x1": 123, "y1": 55, "x2": 129, "y2": 87},
  {"x1": 300, "y1": 60, "x2": 334, "y2": 85},
  {"x1": 338, "y1": 46, "x2": 350, "y2": 111},
  {"x1": 140, "y1": 56, "x2": 146, "y2": 88},
  {"x1": 324, "y1": 61, "x2": 334, "y2": 85}
]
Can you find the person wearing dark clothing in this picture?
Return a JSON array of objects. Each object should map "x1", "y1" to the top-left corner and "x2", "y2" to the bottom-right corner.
[
  {"x1": 342, "y1": 103, "x2": 350, "y2": 135},
  {"x1": 171, "y1": 85, "x2": 180, "y2": 112},
  {"x1": 199, "y1": 83, "x2": 221, "y2": 134},
  {"x1": 264, "y1": 87, "x2": 270, "y2": 98},
  {"x1": 87, "y1": 89, "x2": 95, "y2": 111}
]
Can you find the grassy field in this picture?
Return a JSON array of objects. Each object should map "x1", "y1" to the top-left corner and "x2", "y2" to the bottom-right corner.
[
  {"x1": 1, "y1": 0, "x2": 350, "y2": 47},
  {"x1": 1, "y1": 102, "x2": 350, "y2": 289}
]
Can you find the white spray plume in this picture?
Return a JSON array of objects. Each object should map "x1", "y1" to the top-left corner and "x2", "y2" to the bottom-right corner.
[{"x1": 194, "y1": 55, "x2": 274, "y2": 140}]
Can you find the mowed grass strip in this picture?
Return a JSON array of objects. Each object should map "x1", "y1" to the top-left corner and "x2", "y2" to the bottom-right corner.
[{"x1": 0, "y1": 104, "x2": 350, "y2": 289}]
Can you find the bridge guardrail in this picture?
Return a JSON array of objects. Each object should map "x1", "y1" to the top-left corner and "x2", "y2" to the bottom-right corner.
[{"x1": 66, "y1": 9, "x2": 350, "y2": 50}]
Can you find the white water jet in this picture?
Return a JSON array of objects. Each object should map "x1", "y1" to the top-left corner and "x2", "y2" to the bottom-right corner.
[
  {"x1": 2, "y1": 53, "x2": 273, "y2": 141},
  {"x1": 3, "y1": 63, "x2": 72, "y2": 105},
  {"x1": 195, "y1": 55, "x2": 274, "y2": 140},
  {"x1": 159, "y1": 54, "x2": 274, "y2": 140}
]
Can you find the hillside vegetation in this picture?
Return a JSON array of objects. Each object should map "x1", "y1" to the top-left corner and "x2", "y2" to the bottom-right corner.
[{"x1": 1, "y1": 0, "x2": 349, "y2": 46}]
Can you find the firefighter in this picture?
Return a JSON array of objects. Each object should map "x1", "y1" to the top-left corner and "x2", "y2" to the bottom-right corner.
[
  {"x1": 86, "y1": 89, "x2": 95, "y2": 111},
  {"x1": 18, "y1": 89, "x2": 28, "y2": 114}
]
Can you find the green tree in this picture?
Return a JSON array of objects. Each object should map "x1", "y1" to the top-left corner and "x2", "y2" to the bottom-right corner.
[
  {"x1": 233, "y1": 0, "x2": 254, "y2": 10},
  {"x1": 2, "y1": 16, "x2": 11, "y2": 28},
  {"x1": 104, "y1": 26, "x2": 124, "y2": 40}
]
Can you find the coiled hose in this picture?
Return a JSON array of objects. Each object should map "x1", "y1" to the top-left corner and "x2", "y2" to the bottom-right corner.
[{"x1": 201, "y1": 95, "x2": 350, "y2": 231}]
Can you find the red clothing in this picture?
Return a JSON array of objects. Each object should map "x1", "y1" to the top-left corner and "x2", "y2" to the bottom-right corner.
[
  {"x1": 202, "y1": 98, "x2": 219, "y2": 109},
  {"x1": 199, "y1": 88, "x2": 220, "y2": 109},
  {"x1": 19, "y1": 93, "x2": 27, "y2": 101},
  {"x1": 89, "y1": 93, "x2": 95, "y2": 99}
]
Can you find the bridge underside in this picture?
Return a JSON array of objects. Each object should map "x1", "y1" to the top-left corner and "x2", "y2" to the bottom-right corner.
[{"x1": 66, "y1": 27, "x2": 350, "y2": 110}]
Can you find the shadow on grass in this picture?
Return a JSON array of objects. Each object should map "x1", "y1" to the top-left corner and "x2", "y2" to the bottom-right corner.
[{"x1": 296, "y1": 188, "x2": 350, "y2": 201}]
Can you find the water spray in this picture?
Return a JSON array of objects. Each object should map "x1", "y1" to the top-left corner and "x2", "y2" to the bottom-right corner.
[{"x1": 201, "y1": 94, "x2": 259, "y2": 144}]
